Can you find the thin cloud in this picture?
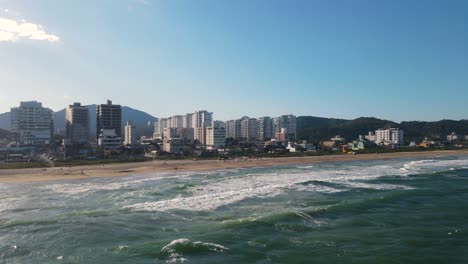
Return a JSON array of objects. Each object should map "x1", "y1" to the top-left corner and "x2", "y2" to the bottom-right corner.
[{"x1": 0, "y1": 17, "x2": 59, "y2": 42}]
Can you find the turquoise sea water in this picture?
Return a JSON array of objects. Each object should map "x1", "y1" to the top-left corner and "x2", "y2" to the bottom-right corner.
[{"x1": 1, "y1": 156, "x2": 468, "y2": 263}]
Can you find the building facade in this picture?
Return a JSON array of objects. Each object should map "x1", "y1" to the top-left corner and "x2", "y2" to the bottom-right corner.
[
  {"x1": 96, "y1": 100, "x2": 122, "y2": 142},
  {"x1": 183, "y1": 113, "x2": 193, "y2": 128},
  {"x1": 10, "y1": 101, "x2": 54, "y2": 145},
  {"x1": 274, "y1": 115, "x2": 297, "y2": 141},
  {"x1": 257, "y1": 116, "x2": 273, "y2": 141},
  {"x1": 65, "y1": 102, "x2": 89, "y2": 145},
  {"x1": 206, "y1": 126, "x2": 226, "y2": 149},
  {"x1": 124, "y1": 121, "x2": 136, "y2": 146},
  {"x1": 240, "y1": 117, "x2": 258, "y2": 142},
  {"x1": 373, "y1": 128, "x2": 404, "y2": 145},
  {"x1": 226, "y1": 119, "x2": 241, "y2": 139},
  {"x1": 98, "y1": 129, "x2": 122, "y2": 151}
]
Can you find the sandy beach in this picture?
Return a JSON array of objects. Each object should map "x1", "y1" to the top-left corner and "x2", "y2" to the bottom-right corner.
[{"x1": 0, "y1": 150, "x2": 467, "y2": 184}]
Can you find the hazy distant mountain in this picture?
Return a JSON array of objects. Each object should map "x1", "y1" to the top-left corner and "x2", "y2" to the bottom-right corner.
[
  {"x1": 0, "y1": 105, "x2": 157, "y2": 138},
  {"x1": 0, "y1": 112, "x2": 10, "y2": 131},
  {"x1": 54, "y1": 105, "x2": 157, "y2": 138}
]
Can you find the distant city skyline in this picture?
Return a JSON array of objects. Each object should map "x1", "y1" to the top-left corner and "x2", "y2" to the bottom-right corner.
[{"x1": 1, "y1": 0, "x2": 467, "y2": 122}]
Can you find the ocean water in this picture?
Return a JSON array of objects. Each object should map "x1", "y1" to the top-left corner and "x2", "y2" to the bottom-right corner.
[{"x1": 1, "y1": 156, "x2": 468, "y2": 263}]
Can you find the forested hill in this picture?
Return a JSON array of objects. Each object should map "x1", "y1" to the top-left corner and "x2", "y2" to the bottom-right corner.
[{"x1": 297, "y1": 116, "x2": 468, "y2": 143}]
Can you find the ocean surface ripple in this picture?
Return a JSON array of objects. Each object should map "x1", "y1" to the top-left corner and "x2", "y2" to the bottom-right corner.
[{"x1": 1, "y1": 156, "x2": 468, "y2": 263}]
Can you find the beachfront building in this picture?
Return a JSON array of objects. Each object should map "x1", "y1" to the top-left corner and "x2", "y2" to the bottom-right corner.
[
  {"x1": 192, "y1": 110, "x2": 213, "y2": 143},
  {"x1": 447, "y1": 132, "x2": 458, "y2": 141},
  {"x1": 162, "y1": 127, "x2": 185, "y2": 153},
  {"x1": 275, "y1": 128, "x2": 287, "y2": 142},
  {"x1": 154, "y1": 118, "x2": 169, "y2": 139},
  {"x1": 226, "y1": 119, "x2": 241, "y2": 139},
  {"x1": 274, "y1": 115, "x2": 296, "y2": 141},
  {"x1": 124, "y1": 121, "x2": 136, "y2": 146},
  {"x1": 258, "y1": 116, "x2": 274, "y2": 141},
  {"x1": 206, "y1": 126, "x2": 227, "y2": 149},
  {"x1": 98, "y1": 129, "x2": 122, "y2": 151},
  {"x1": 369, "y1": 128, "x2": 404, "y2": 146},
  {"x1": 182, "y1": 113, "x2": 193, "y2": 128},
  {"x1": 10, "y1": 101, "x2": 54, "y2": 145},
  {"x1": 96, "y1": 100, "x2": 122, "y2": 142},
  {"x1": 213, "y1": 120, "x2": 225, "y2": 128},
  {"x1": 350, "y1": 136, "x2": 374, "y2": 150},
  {"x1": 177, "y1": 127, "x2": 195, "y2": 142},
  {"x1": 169, "y1": 115, "x2": 184, "y2": 129},
  {"x1": 240, "y1": 117, "x2": 258, "y2": 142},
  {"x1": 192, "y1": 110, "x2": 213, "y2": 129},
  {"x1": 65, "y1": 102, "x2": 90, "y2": 145}
]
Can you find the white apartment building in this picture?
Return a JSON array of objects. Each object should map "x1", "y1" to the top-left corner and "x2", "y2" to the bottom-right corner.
[
  {"x1": 124, "y1": 121, "x2": 136, "y2": 146},
  {"x1": 206, "y1": 126, "x2": 226, "y2": 149},
  {"x1": 154, "y1": 118, "x2": 168, "y2": 139},
  {"x1": 226, "y1": 119, "x2": 241, "y2": 139},
  {"x1": 10, "y1": 101, "x2": 54, "y2": 145},
  {"x1": 192, "y1": 110, "x2": 213, "y2": 142},
  {"x1": 98, "y1": 129, "x2": 122, "y2": 151},
  {"x1": 374, "y1": 128, "x2": 404, "y2": 145},
  {"x1": 240, "y1": 117, "x2": 258, "y2": 142},
  {"x1": 192, "y1": 110, "x2": 213, "y2": 129},
  {"x1": 169, "y1": 115, "x2": 184, "y2": 128},
  {"x1": 182, "y1": 113, "x2": 193, "y2": 128}
]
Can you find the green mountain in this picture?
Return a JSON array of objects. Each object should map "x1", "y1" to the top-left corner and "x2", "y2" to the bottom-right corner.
[{"x1": 297, "y1": 116, "x2": 467, "y2": 143}]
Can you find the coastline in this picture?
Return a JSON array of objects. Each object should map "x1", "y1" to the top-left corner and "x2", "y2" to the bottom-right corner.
[{"x1": 1, "y1": 149, "x2": 467, "y2": 184}]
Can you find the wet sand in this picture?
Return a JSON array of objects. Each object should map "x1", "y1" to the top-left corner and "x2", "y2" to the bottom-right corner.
[{"x1": 0, "y1": 150, "x2": 467, "y2": 183}]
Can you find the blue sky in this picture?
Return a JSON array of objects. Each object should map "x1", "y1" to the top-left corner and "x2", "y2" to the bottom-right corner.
[{"x1": 0, "y1": 0, "x2": 467, "y2": 121}]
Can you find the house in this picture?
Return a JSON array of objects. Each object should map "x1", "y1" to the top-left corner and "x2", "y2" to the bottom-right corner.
[
  {"x1": 350, "y1": 136, "x2": 374, "y2": 151},
  {"x1": 321, "y1": 140, "x2": 338, "y2": 150}
]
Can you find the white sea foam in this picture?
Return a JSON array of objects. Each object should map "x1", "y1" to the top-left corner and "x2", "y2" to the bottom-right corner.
[
  {"x1": 400, "y1": 158, "x2": 468, "y2": 175},
  {"x1": 161, "y1": 238, "x2": 227, "y2": 263},
  {"x1": 41, "y1": 173, "x2": 184, "y2": 196},
  {"x1": 126, "y1": 157, "x2": 468, "y2": 212}
]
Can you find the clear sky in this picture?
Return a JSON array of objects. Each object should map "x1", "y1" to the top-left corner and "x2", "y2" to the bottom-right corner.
[{"x1": 0, "y1": 0, "x2": 467, "y2": 122}]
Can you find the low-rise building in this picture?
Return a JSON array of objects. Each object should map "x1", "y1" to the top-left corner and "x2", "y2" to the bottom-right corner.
[
  {"x1": 98, "y1": 129, "x2": 122, "y2": 151},
  {"x1": 367, "y1": 128, "x2": 404, "y2": 146},
  {"x1": 447, "y1": 132, "x2": 458, "y2": 141}
]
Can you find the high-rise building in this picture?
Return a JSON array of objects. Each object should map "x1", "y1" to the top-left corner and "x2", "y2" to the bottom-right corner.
[
  {"x1": 226, "y1": 119, "x2": 241, "y2": 139},
  {"x1": 182, "y1": 113, "x2": 193, "y2": 128},
  {"x1": 257, "y1": 116, "x2": 273, "y2": 141},
  {"x1": 192, "y1": 110, "x2": 213, "y2": 142},
  {"x1": 192, "y1": 110, "x2": 213, "y2": 128},
  {"x1": 274, "y1": 115, "x2": 296, "y2": 141},
  {"x1": 124, "y1": 121, "x2": 136, "y2": 146},
  {"x1": 206, "y1": 126, "x2": 226, "y2": 149},
  {"x1": 10, "y1": 101, "x2": 54, "y2": 145},
  {"x1": 169, "y1": 115, "x2": 184, "y2": 128},
  {"x1": 240, "y1": 117, "x2": 258, "y2": 142},
  {"x1": 154, "y1": 118, "x2": 168, "y2": 139},
  {"x1": 96, "y1": 100, "x2": 122, "y2": 142},
  {"x1": 177, "y1": 128, "x2": 195, "y2": 142},
  {"x1": 65, "y1": 102, "x2": 89, "y2": 145}
]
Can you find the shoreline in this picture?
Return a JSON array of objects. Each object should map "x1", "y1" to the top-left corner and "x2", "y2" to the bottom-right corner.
[{"x1": 1, "y1": 149, "x2": 467, "y2": 184}]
